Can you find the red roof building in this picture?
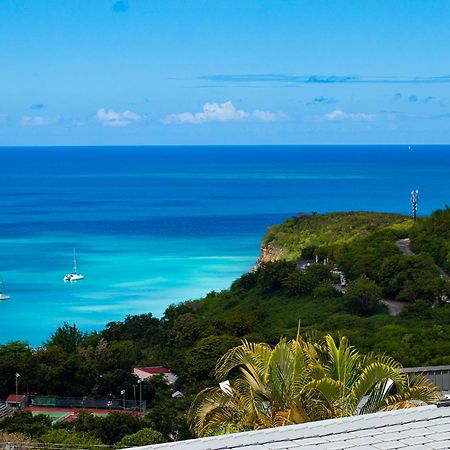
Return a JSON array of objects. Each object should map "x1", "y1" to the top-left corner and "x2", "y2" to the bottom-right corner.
[
  {"x1": 6, "y1": 394, "x2": 27, "y2": 408},
  {"x1": 133, "y1": 367, "x2": 177, "y2": 383}
]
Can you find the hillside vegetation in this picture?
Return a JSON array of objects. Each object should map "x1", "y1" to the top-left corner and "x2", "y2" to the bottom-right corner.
[
  {"x1": 0, "y1": 207, "x2": 449, "y2": 445},
  {"x1": 261, "y1": 211, "x2": 410, "y2": 261},
  {"x1": 410, "y1": 207, "x2": 450, "y2": 272}
]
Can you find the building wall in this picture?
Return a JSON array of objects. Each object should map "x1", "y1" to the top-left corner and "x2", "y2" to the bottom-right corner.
[
  {"x1": 164, "y1": 373, "x2": 178, "y2": 384},
  {"x1": 423, "y1": 369, "x2": 450, "y2": 391},
  {"x1": 401, "y1": 366, "x2": 450, "y2": 391}
]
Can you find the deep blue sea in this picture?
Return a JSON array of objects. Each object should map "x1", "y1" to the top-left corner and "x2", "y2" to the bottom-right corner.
[{"x1": 0, "y1": 145, "x2": 449, "y2": 346}]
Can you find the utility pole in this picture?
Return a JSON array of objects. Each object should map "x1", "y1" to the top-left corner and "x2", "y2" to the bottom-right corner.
[
  {"x1": 133, "y1": 384, "x2": 136, "y2": 409},
  {"x1": 411, "y1": 190, "x2": 419, "y2": 223},
  {"x1": 121, "y1": 389, "x2": 126, "y2": 410},
  {"x1": 138, "y1": 379, "x2": 142, "y2": 414},
  {"x1": 15, "y1": 373, "x2": 20, "y2": 397}
]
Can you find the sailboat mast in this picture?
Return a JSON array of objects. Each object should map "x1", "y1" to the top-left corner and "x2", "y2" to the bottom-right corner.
[
  {"x1": 0, "y1": 273, "x2": 10, "y2": 300},
  {"x1": 73, "y1": 248, "x2": 77, "y2": 273}
]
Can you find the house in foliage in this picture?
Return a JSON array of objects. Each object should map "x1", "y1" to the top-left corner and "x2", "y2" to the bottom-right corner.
[
  {"x1": 133, "y1": 366, "x2": 177, "y2": 384},
  {"x1": 6, "y1": 394, "x2": 27, "y2": 409},
  {"x1": 171, "y1": 390, "x2": 184, "y2": 399},
  {"x1": 296, "y1": 259, "x2": 315, "y2": 271}
]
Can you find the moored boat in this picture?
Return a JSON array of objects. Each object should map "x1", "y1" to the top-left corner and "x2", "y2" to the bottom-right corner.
[
  {"x1": 0, "y1": 275, "x2": 10, "y2": 300},
  {"x1": 64, "y1": 248, "x2": 84, "y2": 282}
]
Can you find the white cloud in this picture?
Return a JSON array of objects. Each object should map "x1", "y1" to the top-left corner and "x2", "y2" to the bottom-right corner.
[
  {"x1": 163, "y1": 101, "x2": 288, "y2": 124},
  {"x1": 323, "y1": 109, "x2": 395, "y2": 122},
  {"x1": 20, "y1": 115, "x2": 59, "y2": 126},
  {"x1": 324, "y1": 109, "x2": 376, "y2": 121},
  {"x1": 252, "y1": 109, "x2": 289, "y2": 122},
  {"x1": 96, "y1": 108, "x2": 141, "y2": 127}
]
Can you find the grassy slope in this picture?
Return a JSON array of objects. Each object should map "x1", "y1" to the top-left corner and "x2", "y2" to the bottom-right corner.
[{"x1": 262, "y1": 212, "x2": 411, "y2": 261}]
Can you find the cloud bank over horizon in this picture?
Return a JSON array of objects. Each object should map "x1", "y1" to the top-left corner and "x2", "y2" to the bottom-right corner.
[
  {"x1": 323, "y1": 109, "x2": 396, "y2": 122},
  {"x1": 96, "y1": 108, "x2": 141, "y2": 127},
  {"x1": 20, "y1": 115, "x2": 60, "y2": 127},
  {"x1": 198, "y1": 73, "x2": 450, "y2": 85},
  {"x1": 163, "y1": 101, "x2": 288, "y2": 125}
]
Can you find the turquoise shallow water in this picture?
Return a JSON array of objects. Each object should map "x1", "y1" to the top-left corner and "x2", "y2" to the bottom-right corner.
[{"x1": 0, "y1": 145, "x2": 449, "y2": 345}]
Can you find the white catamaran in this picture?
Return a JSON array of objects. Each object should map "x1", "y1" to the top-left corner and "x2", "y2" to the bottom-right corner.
[
  {"x1": 64, "y1": 248, "x2": 85, "y2": 282},
  {"x1": 0, "y1": 275, "x2": 10, "y2": 300}
]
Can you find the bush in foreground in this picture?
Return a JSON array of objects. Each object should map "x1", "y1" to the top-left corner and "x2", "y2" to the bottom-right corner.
[{"x1": 115, "y1": 428, "x2": 165, "y2": 448}]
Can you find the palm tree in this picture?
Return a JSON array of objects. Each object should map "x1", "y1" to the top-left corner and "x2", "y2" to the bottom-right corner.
[
  {"x1": 188, "y1": 333, "x2": 440, "y2": 437},
  {"x1": 189, "y1": 337, "x2": 317, "y2": 436},
  {"x1": 306, "y1": 335, "x2": 439, "y2": 418}
]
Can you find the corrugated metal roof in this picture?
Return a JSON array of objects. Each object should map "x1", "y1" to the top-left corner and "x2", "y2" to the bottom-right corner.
[
  {"x1": 6, "y1": 394, "x2": 26, "y2": 402},
  {"x1": 400, "y1": 365, "x2": 450, "y2": 373},
  {"x1": 128, "y1": 405, "x2": 450, "y2": 450}
]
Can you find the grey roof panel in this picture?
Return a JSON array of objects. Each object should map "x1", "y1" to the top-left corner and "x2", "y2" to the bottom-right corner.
[
  {"x1": 400, "y1": 365, "x2": 450, "y2": 373},
  {"x1": 128, "y1": 405, "x2": 450, "y2": 450},
  {"x1": 428, "y1": 441, "x2": 450, "y2": 449},
  {"x1": 372, "y1": 442, "x2": 407, "y2": 449},
  {"x1": 429, "y1": 430, "x2": 450, "y2": 440}
]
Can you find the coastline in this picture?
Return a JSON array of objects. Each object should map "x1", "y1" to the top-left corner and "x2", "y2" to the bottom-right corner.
[{"x1": 0, "y1": 145, "x2": 449, "y2": 344}]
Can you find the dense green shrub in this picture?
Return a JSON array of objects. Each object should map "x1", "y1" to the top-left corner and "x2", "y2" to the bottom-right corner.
[
  {"x1": 0, "y1": 411, "x2": 52, "y2": 438},
  {"x1": 115, "y1": 428, "x2": 164, "y2": 448},
  {"x1": 41, "y1": 429, "x2": 105, "y2": 450},
  {"x1": 344, "y1": 277, "x2": 382, "y2": 316},
  {"x1": 410, "y1": 207, "x2": 450, "y2": 271}
]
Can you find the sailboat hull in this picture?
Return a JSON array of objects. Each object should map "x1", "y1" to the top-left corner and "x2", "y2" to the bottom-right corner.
[
  {"x1": 64, "y1": 273, "x2": 84, "y2": 282},
  {"x1": 64, "y1": 248, "x2": 84, "y2": 282}
]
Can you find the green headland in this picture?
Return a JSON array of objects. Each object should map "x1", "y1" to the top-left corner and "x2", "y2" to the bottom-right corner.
[{"x1": 0, "y1": 206, "x2": 449, "y2": 445}]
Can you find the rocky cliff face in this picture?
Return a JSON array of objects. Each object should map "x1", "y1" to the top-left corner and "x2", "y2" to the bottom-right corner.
[
  {"x1": 258, "y1": 243, "x2": 285, "y2": 264},
  {"x1": 257, "y1": 211, "x2": 410, "y2": 266}
]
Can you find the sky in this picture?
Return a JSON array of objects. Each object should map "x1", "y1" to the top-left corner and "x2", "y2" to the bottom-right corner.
[{"x1": 2, "y1": 0, "x2": 450, "y2": 145}]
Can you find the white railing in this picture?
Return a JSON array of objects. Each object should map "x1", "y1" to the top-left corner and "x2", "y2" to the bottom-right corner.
[{"x1": 0, "y1": 399, "x2": 13, "y2": 420}]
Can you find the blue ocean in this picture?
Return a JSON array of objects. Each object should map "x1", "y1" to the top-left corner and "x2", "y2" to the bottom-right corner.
[{"x1": 0, "y1": 145, "x2": 449, "y2": 346}]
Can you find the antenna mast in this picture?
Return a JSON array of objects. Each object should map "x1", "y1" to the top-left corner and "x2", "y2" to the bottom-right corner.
[{"x1": 410, "y1": 190, "x2": 419, "y2": 223}]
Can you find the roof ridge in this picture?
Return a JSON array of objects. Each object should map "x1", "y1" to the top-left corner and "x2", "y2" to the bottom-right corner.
[{"x1": 129, "y1": 405, "x2": 447, "y2": 450}]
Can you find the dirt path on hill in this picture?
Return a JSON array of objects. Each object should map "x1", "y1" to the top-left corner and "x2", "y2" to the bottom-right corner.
[
  {"x1": 380, "y1": 299, "x2": 407, "y2": 315},
  {"x1": 396, "y1": 238, "x2": 450, "y2": 281},
  {"x1": 396, "y1": 238, "x2": 416, "y2": 256}
]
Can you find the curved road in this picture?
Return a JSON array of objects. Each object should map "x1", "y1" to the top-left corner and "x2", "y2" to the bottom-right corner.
[{"x1": 396, "y1": 238, "x2": 450, "y2": 282}]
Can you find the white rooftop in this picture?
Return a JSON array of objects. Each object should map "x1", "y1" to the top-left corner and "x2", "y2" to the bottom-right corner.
[{"x1": 129, "y1": 405, "x2": 450, "y2": 450}]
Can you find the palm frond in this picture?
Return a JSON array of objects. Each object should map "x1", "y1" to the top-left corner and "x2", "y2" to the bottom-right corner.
[
  {"x1": 352, "y1": 361, "x2": 407, "y2": 414},
  {"x1": 189, "y1": 334, "x2": 441, "y2": 437}
]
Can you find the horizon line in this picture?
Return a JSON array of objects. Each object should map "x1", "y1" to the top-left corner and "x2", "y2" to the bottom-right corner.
[{"x1": 0, "y1": 144, "x2": 449, "y2": 149}]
